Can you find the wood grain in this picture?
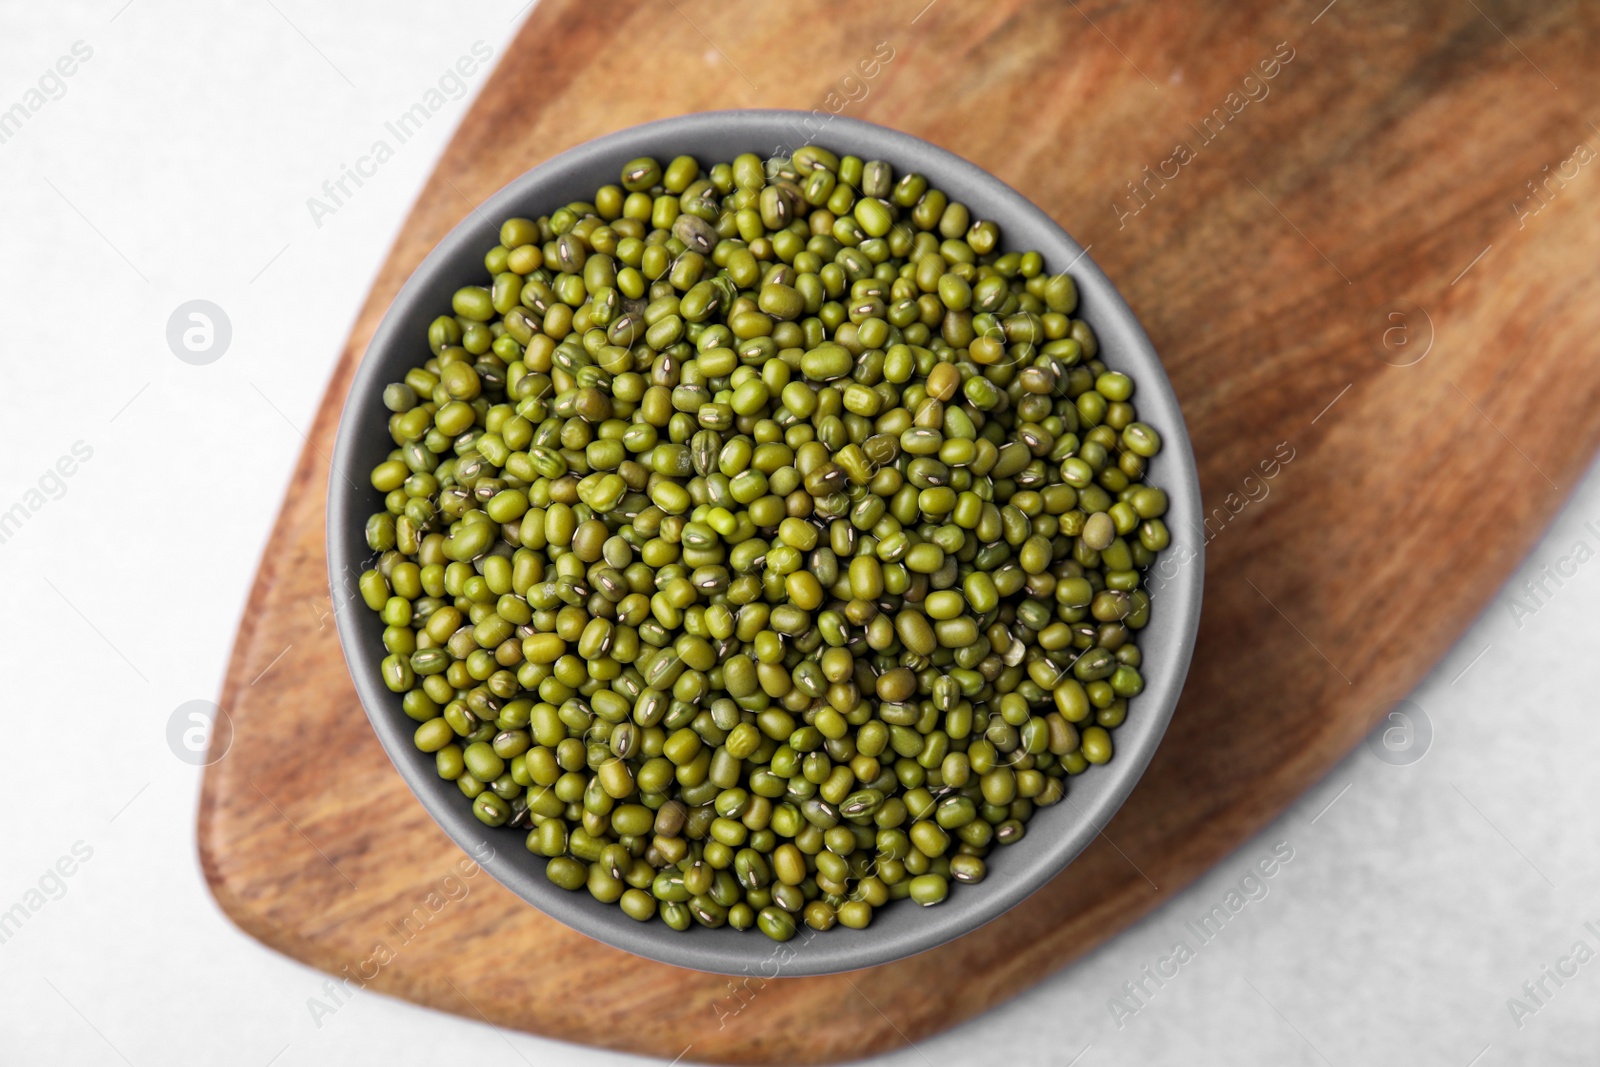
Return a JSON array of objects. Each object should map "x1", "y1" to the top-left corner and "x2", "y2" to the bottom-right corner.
[{"x1": 197, "y1": 1, "x2": 1600, "y2": 1062}]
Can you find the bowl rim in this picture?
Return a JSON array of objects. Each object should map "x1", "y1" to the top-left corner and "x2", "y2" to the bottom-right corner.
[{"x1": 328, "y1": 108, "x2": 1203, "y2": 977}]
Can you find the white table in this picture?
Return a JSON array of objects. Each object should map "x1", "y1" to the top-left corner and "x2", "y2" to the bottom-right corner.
[{"x1": 2, "y1": 4, "x2": 1593, "y2": 1063}]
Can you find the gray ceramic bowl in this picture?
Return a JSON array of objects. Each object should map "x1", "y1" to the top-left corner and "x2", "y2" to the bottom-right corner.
[{"x1": 329, "y1": 110, "x2": 1202, "y2": 977}]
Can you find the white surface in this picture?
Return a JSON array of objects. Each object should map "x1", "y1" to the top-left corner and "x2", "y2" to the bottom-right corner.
[{"x1": 1, "y1": 3, "x2": 1594, "y2": 1064}]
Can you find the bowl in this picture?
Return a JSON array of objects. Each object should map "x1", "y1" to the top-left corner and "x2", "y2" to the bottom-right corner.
[{"x1": 329, "y1": 109, "x2": 1203, "y2": 977}]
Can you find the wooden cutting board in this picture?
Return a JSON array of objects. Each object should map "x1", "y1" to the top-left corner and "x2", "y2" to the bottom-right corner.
[{"x1": 197, "y1": 1, "x2": 1600, "y2": 1062}]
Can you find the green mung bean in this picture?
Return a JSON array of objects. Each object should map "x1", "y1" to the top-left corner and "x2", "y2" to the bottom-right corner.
[{"x1": 362, "y1": 144, "x2": 1170, "y2": 940}]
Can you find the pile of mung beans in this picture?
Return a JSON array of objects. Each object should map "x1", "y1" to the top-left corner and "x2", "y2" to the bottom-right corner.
[{"x1": 359, "y1": 144, "x2": 1169, "y2": 941}]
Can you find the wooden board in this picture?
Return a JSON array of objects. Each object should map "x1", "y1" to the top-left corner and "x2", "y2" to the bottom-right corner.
[{"x1": 197, "y1": 1, "x2": 1600, "y2": 1062}]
